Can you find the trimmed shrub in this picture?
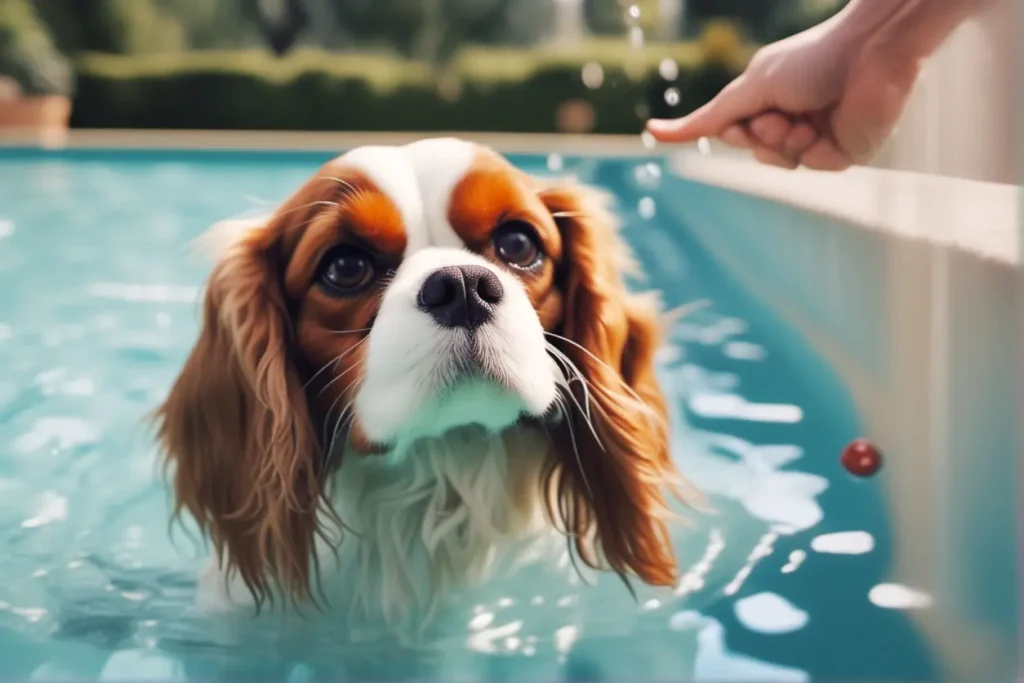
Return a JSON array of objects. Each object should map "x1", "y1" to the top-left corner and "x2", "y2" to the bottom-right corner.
[{"x1": 69, "y1": 48, "x2": 739, "y2": 133}]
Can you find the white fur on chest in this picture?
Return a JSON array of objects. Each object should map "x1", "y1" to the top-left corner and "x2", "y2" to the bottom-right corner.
[{"x1": 195, "y1": 426, "x2": 561, "y2": 632}]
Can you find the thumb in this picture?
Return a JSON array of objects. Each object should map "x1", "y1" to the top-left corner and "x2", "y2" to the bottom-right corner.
[{"x1": 647, "y1": 74, "x2": 764, "y2": 142}]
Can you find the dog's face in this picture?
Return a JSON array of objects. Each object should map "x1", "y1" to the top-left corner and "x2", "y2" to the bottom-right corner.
[{"x1": 156, "y1": 139, "x2": 689, "y2": 608}]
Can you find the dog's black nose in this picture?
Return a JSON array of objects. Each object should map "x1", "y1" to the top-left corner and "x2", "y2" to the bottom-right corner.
[{"x1": 417, "y1": 265, "x2": 504, "y2": 329}]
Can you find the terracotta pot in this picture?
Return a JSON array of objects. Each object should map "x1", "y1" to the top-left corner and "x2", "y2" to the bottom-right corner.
[{"x1": 0, "y1": 95, "x2": 72, "y2": 145}]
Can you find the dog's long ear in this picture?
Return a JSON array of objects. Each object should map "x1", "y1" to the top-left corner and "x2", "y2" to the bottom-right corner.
[
  {"x1": 154, "y1": 211, "x2": 325, "y2": 610},
  {"x1": 539, "y1": 183, "x2": 691, "y2": 589}
]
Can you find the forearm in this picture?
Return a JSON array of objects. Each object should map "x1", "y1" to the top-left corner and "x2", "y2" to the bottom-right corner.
[{"x1": 834, "y1": 0, "x2": 995, "y2": 62}]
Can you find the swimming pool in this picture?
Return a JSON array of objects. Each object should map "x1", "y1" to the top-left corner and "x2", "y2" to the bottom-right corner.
[{"x1": 0, "y1": 146, "x2": 1014, "y2": 681}]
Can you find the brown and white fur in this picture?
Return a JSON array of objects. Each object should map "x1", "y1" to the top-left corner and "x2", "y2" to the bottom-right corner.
[{"x1": 153, "y1": 137, "x2": 698, "y2": 636}]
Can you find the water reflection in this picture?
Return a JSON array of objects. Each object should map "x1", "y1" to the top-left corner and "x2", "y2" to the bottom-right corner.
[
  {"x1": 0, "y1": 151, "x2": 940, "y2": 681},
  {"x1": 868, "y1": 584, "x2": 934, "y2": 610},
  {"x1": 734, "y1": 592, "x2": 808, "y2": 634},
  {"x1": 810, "y1": 531, "x2": 875, "y2": 555}
]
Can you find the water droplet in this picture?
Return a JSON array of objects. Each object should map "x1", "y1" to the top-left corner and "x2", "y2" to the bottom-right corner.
[
  {"x1": 658, "y1": 58, "x2": 679, "y2": 81},
  {"x1": 664, "y1": 87, "x2": 681, "y2": 106},
  {"x1": 634, "y1": 102, "x2": 649, "y2": 120},
  {"x1": 638, "y1": 196, "x2": 657, "y2": 219},
  {"x1": 546, "y1": 154, "x2": 564, "y2": 172},
  {"x1": 640, "y1": 131, "x2": 657, "y2": 149},
  {"x1": 629, "y1": 26, "x2": 644, "y2": 48},
  {"x1": 0, "y1": 220, "x2": 13, "y2": 239},
  {"x1": 627, "y1": 5, "x2": 641, "y2": 20},
  {"x1": 633, "y1": 162, "x2": 661, "y2": 188},
  {"x1": 581, "y1": 62, "x2": 604, "y2": 89},
  {"x1": 0, "y1": 324, "x2": 11, "y2": 341},
  {"x1": 697, "y1": 136, "x2": 712, "y2": 155}
]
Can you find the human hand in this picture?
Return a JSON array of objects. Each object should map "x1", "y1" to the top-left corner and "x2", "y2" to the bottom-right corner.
[{"x1": 646, "y1": 17, "x2": 921, "y2": 171}]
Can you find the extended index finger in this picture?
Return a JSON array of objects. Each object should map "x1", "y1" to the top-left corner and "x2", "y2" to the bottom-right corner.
[{"x1": 646, "y1": 74, "x2": 765, "y2": 143}]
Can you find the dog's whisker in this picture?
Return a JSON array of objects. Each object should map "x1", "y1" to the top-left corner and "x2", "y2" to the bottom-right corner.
[
  {"x1": 327, "y1": 327, "x2": 373, "y2": 336},
  {"x1": 303, "y1": 338, "x2": 368, "y2": 392},
  {"x1": 552, "y1": 389, "x2": 597, "y2": 506},
  {"x1": 317, "y1": 359, "x2": 365, "y2": 398},
  {"x1": 543, "y1": 332, "x2": 647, "y2": 404},
  {"x1": 546, "y1": 344, "x2": 599, "y2": 433},
  {"x1": 320, "y1": 389, "x2": 349, "y2": 449},
  {"x1": 544, "y1": 332, "x2": 668, "y2": 434},
  {"x1": 325, "y1": 394, "x2": 361, "y2": 472}
]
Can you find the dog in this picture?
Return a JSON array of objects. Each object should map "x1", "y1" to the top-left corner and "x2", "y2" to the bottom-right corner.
[{"x1": 153, "y1": 137, "x2": 699, "y2": 639}]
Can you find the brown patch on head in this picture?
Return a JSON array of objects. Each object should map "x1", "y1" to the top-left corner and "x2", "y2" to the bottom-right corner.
[
  {"x1": 282, "y1": 165, "x2": 406, "y2": 452},
  {"x1": 448, "y1": 147, "x2": 565, "y2": 329},
  {"x1": 153, "y1": 154, "x2": 406, "y2": 610}
]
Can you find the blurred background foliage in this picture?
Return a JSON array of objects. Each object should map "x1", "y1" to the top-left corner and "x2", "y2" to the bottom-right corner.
[{"x1": 1, "y1": 0, "x2": 844, "y2": 133}]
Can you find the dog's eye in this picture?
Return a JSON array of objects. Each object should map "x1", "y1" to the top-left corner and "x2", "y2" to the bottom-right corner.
[
  {"x1": 494, "y1": 222, "x2": 543, "y2": 269},
  {"x1": 318, "y1": 246, "x2": 376, "y2": 293}
]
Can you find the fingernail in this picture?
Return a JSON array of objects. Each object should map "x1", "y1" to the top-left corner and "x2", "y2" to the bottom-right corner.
[{"x1": 646, "y1": 119, "x2": 673, "y2": 131}]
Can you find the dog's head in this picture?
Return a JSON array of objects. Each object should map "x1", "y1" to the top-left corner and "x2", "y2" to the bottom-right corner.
[{"x1": 155, "y1": 139, "x2": 690, "y2": 607}]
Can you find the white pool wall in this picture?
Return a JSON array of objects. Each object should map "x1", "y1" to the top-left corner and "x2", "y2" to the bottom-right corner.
[{"x1": 670, "y1": 3, "x2": 1021, "y2": 674}]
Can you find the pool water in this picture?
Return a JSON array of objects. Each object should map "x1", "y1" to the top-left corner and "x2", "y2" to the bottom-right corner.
[{"x1": 0, "y1": 149, "x2": 938, "y2": 681}]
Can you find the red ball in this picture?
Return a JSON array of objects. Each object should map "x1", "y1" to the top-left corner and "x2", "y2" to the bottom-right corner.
[{"x1": 841, "y1": 438, "x2": 883, "y2": 477}]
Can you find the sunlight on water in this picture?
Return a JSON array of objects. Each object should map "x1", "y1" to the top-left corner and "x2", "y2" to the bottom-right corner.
[{"x1": 0, "y1": 150, "x2": 938, "y2": 681}]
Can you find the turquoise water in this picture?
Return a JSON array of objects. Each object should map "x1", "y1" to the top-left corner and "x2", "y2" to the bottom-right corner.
[{"x1": 0, "y1": 149, "x2": 938, "y2": 681}]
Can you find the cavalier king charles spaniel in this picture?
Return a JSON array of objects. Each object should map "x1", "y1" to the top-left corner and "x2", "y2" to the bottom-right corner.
[{"x1": 154, "y1": 137, "x2": 698, "y2": 632}]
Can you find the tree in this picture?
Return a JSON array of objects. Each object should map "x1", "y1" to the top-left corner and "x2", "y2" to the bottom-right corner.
[
  {"x1": 584, "y1": 0, "x2": 623, "y2": 36},
  {"x1": 331, "y1": 0, "x2": 553, "y2": 65},
  {"x1": 33, "y1": 0, "x2": 185, "y2": 54},
  {"x1": 0, "y1": 0, "x2": 73, "y2": 95},
  {"x1": 685, "y1": 0, "x2": 799, "y2": 41}
]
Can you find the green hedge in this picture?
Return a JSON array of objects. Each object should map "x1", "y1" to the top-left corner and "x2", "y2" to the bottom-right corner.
[{"x1": 69, "y1": 51, "x2": 738, "y2": 133}]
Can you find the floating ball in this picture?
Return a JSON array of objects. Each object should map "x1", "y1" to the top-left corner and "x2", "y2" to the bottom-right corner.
[{"x1": 841, "y1": 438, "x2": 882, "y2": 477}]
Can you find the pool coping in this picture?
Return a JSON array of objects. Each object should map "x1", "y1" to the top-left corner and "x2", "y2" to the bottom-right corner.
[
  {"x1": 0, "y1": 128, "x2": 659, "y2": 157},
  {"x1": 670, "y1": 146, "x2": 1021, "y2": 267}
]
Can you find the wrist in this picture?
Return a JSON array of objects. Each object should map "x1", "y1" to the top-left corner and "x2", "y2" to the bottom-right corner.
[{"x1": 837, "y1": 0, "x2": 994, "y2": 66}]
